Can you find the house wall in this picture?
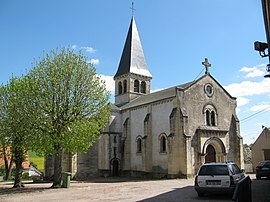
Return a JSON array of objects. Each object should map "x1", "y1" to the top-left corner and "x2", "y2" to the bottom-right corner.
[{"x1": 252, "y1": 128, "x2": 270, "y2": 171}]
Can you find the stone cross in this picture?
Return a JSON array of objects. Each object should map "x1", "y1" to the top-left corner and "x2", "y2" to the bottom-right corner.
[{"x1": 202, "y1": 58, "x2": 211, "y2": 74}]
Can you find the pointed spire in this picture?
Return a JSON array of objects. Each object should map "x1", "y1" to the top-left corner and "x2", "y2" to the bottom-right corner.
[{"x1": 114, "y1": 17, "x2": 152, "y2": 78}]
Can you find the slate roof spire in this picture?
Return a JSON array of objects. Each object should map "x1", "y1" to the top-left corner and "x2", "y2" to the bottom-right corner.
[{"x1": 114, "y1": 16, "x2": 152, "y2": 78}]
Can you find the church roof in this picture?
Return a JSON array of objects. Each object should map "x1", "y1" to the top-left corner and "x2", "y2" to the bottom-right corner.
[
  {"x1": 114, "y1": 16, "x2": 152, "y2": 78},
  {"x1": 119, "y1": 73, "x2": 236, "y2": 110},
  {"x1": 121, "y1": 81, "x2": 195, "y2": 110},
  {"x1": 110, "y1": 103, "x2": 121, "y2": 112}
]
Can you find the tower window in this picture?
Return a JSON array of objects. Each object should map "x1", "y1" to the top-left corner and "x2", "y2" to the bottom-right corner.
[
  {"x1": 123, "y1": 80, "x2": 127, "y2": 93},
  {"x1": 134, "y1": 80, "x2": 139, "y2": 93},
  {"x1": 141, "y1": 81, "x2": 146, "y2": 93},
  {"x1": 118, "y1": 81, "x2": 123, "y2": 95}
]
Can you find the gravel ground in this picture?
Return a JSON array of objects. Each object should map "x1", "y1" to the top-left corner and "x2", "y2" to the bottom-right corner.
[
  {"x1": 0, "y1": 177, "x2": 196, "y2": 202},
  {"x1": 0, "y1": 174, "x2": 269, "y2": 202}
]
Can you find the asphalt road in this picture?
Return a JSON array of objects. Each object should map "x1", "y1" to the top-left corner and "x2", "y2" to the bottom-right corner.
[{"x1": 0, "y1": 174, "x2": 269, "y2": 202}]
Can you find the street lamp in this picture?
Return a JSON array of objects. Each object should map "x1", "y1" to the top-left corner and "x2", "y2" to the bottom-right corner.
[{"x1": 255, "y1": 0, "x2": 270, "y2": 78}]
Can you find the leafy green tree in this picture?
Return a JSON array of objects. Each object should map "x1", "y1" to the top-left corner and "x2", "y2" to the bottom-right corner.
[
  {"x1": 0, "y1": 76, "x2": 35, "y2": 187},
  {"x1": 27, "y1": 48, "x2": 111, "y2": 187},
  {"x1": 243, "y1": 144, "x2": 252, "y2": 164}
]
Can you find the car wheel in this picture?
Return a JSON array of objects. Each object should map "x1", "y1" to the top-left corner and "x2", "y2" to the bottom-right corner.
[{"x1": 197, "y1": 192, "x2": 204, "y2": 197}]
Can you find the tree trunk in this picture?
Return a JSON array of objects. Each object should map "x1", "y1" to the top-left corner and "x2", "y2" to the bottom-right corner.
[
  {"x1": 2, "y1": 144, "x2": 14, "y2": 180},
  {"x1": 5, "y1": 156, "x2": 13, "y2": 180},
  {"x1": 3, "y1": 145, "x2": 9, "y2": 180},
  {"x1": 51, "y1": 147, "x2": 63, "y2": 188},
  {"x1": 13, "y1": 148, "x2": 24, "y2": 188}
]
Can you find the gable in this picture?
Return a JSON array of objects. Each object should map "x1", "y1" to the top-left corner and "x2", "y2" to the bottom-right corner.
[{"x1": 186, "y1": 74, "x2": 236, "y2": 100}]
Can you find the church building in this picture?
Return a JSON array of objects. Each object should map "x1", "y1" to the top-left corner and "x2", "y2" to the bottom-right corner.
[{"x1": 45, "y1": 16, "x2": 244, "y2": 179}]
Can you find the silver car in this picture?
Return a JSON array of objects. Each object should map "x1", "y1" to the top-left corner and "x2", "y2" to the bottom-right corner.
[{"x1": 194, "y1": 162, "x2": 245, "y2": 197}]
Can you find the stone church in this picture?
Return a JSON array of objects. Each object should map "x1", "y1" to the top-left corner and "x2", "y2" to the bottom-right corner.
[{"x1": 45, "y1": 16, "x2": 244, "y2": 179}]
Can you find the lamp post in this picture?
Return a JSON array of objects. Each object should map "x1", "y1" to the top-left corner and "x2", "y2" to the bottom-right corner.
[{"x1": 255, "y1": 0, "x2": 270, "y2": 77}]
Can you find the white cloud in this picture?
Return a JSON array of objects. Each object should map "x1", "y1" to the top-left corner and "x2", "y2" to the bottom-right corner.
[
  {"x1": 71, "y1": 44, "x2": 78, "y2": 49},
  {"x1": 249, "y1": 104, "x2": 270, "y2": 112},
  {"x1": 236, "y1": 97, "x2": 249, "y2": 107},
  {"x1": 240, "y1": 64, "x2": 266, "y2": 78},
  {"x1": 90, "y1": 59, "x2": 100, "y2": 65},
  {"x1": 246, "y1": 69, "x2": 265, "y2": 78},
  {"x1": 70, "y1": 45, "x2": 96, "y2": 54},
  {"x1": 82, "y1": 46, "x2": 96, "y2": 53},
  {"x1": 224, "y1": 79, "x2": 270, "y2": 97},
  {"x1": 98, "y1": 74, "x2": 115, "y2": 93}
]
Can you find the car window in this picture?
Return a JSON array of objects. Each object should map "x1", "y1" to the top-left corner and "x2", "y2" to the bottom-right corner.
[
  {"x1": 259, "y1": 161, "x2": 266, "y2": 166},
  {"x1": 228, "y1": 164, "x2": 234, "y2": 174},
  {"x1": 232, "y1": 164, "x2": 241, "y2": 174},
  {"x1": 199, "y1": 165, "x2": 229, "y2": 175}
]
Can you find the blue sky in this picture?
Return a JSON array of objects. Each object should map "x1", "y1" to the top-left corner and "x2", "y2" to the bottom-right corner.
[{"x1": 0, "y1": 0, "x2": 269, "y2": 145}]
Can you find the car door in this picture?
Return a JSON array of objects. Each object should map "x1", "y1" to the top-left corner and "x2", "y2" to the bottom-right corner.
[{"x1": 229, "y1": 164, "x2": 244, "y2": 183}]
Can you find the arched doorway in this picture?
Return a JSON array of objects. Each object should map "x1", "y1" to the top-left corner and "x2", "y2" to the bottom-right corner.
[
  {"x1": 205, "y1": 145, "x2": 216, "y2": 163},
  {"x1": 112, "y1": 159, "x2": 119, "y2": 176},
  {"x1": 202, "y1": 137, "x2": 226, "y2": 163}
]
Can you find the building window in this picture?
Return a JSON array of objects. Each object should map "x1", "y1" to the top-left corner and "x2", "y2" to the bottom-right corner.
[
  {"x1": 123, "y1": 80, "x2": 127, "y2": 93},
  {"x1": 134, "y1": 80, "x2": 139, "y2": 93},
  {"x1": 136, "y1": 137, "x2": 142, "y2": 153},
  {"x1": 204, "y1": 105, "x2": 217, "y2": 126},
  {"x1": 206, "y1": 110, "x2": 210, "y2": 126},
  {"x1": 118, "y1": 81, "x2": 122, "y2": 95},
  {"x1": 211, "y1": 111, "x2": 216, "y2": 126},
  {"x1": 204, "y1": 83, "x2": 214, "y2": 97},
  {"x1": 141, "y1": 81, "x2": 146, "y2": 93},
  {"x1": 159, "y1": 134, "x2": 167, "y2": 153}
]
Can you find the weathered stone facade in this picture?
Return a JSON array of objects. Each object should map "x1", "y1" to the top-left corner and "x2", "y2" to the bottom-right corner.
[{"x1": 44, "y1": 16, "x2": 244, "y2": 180}]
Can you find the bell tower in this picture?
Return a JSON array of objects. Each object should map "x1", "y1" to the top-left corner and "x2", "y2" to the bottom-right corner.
[{"x1": 114, "y1": 16, "x2": 152, "y2": 107}]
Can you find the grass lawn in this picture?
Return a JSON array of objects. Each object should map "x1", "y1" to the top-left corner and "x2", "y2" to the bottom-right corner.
[{"x1": 28, "y1": 151, "x2": 44, "y2": 171}]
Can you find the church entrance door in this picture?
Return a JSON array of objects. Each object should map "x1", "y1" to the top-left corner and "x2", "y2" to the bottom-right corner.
[
  {"x1": 112, "y1": 159, "x2": 119, "y2": 176},
  {"x1": 205, "y1": 145, "x2": 216, "y2": 163}
]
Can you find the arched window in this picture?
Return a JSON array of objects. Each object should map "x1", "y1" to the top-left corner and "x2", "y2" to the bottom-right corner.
[
  {"x1": 160, "y1": 134, "x2": 167, "y2": 153},
  {"x1": 204, "y1": 105, "x2": 217, "y2": 126},
  {"x1": 118, "y1": 81, "x2": 122, "y2": 95},
  {"x1": 141, "y1": 81, "x2": 146, "y2": 93},
  {"x1": 136, "y1": 137, "x2": 142, "y2": 153},
  {"x1": 211, "y1": 111, "x2": 216, "y2": 126},
  {"x1": 123, "y1": 80, "x2": 127, "y2": 93},
  {"x1": 206, "y1": 110, "x2": 210, "y2": 126},
  {"x1": 134, "y1": 80, "x2": 139, "y2": 93}
]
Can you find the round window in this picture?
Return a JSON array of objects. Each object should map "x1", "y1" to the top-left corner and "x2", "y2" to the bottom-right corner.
[{"x1": 205, "y1": 84, "x2": 214, "y2": 96}]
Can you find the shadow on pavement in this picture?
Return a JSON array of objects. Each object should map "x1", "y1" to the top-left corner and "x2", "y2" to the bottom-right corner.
[
  {"x1": 251, "y1": 178, "x2": 270, "y2": 202},
  {"x1": 138, "y1": 186, "x2": 232, "y2": 202},
  {"x1": 0, "y1": 181, "x2": 51, "y2": 196}
]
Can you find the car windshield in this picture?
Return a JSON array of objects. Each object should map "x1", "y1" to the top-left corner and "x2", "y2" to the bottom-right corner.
[
  {"x1": 199, "y1": 165, "x2": 229, "y2": 175},
  {"x1": 258, "y1": 161, "x2": 270, "y2": 167}
]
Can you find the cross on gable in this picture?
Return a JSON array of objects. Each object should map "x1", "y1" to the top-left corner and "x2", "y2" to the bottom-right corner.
[{"x1": 202, "y1": 58, "x2": 211, "y2": 74}]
